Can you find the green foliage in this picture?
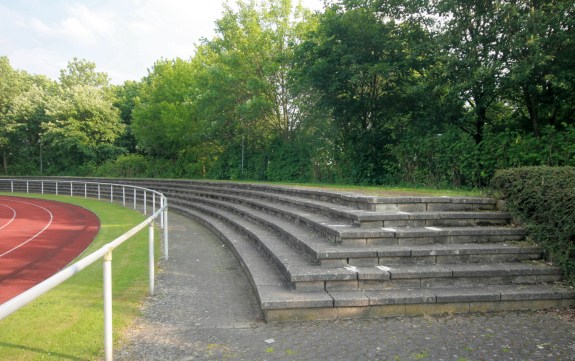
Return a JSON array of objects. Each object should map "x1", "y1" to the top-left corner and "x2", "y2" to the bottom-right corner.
[
  {"x1": 491, "y1": 167, "x2": 575, "y2": 284},
  {"x1": 266, "y1": 137, "x2": 312, "y2": 182},
  {"x1": 390, "y1": 123, "x2": 575, "y2": 188},
  {"x1": 1, "y1": 0, "x2": 575, "y2": 187},
  {"x1": 96, "y1": 154, "x2": 171, "y2": 178},
  {"x1": 132, "y1": 58, "x2": 198, "y2": 159}
]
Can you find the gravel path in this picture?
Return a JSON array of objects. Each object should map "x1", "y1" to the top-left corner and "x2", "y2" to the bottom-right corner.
[{"x1": 114, "y1": 212, "x2": 575, "y2": 361}]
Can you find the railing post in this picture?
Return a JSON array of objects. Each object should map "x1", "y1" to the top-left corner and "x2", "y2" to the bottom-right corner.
[
  {"x1": 163, "y1": 208, "x2": 169, "y2": 260},
  {"x1": 133, "y1": 189, "x2": 137, "y2": 210},
  {"x1": 41, "y1": 181, "x2": 44, "y2": 194},
  {"x1": 55, "y1": 182, "x2": 58, "y2": 195},
  {"x1": 26, "y1": 181, "x2": 29, "y2": 194},
  {"x1": 85, "y1": 183, "x2": 87, "y2": 198},
  {"x1": 110, "y1": 185, "x2": 113, "y2": 203},
  {"x1": 98, "y1": 184, "x2": 101, "y2": 200},
  {"x1": 103, "y1": 250, "x2": 113, "y2": 361},
  {"x1": 144, "y1": 191, "x2": 147, "y2": 215},
  {"x1": 149, "y1": 223, "x2": 155, "y2": 296},
  {"x1": 160, "y1": 198, "x2": 164, "y2": 228},
  {"x1": 122, "y1": 186, "x2": 126, "y2": 207},
  {"x1": 10, "y1": 180, "x2": 13, "y2": 193},
  {"x1": 153, "y1": 193, "x2": 156, "y2": 218},
  {"x1": 70, "y1": 182, "x2": 73, "y2": 197}
]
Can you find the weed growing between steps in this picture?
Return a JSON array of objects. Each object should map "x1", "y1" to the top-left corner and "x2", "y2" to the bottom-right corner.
[{"x1": 491, "y1": 166, "x2": 575, "y2": 285}]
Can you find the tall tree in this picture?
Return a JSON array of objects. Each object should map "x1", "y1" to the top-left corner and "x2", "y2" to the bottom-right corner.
[
  {"x1": 132, "y1": 59, "x2": 197, "y2": 159},
  {"x1": 502, "y1": 0, "x2": 575, "y2": 136},
  {"x1": 193, "y1": 0, "x2": 312, "y2": 179},
  {"x1": 432, "y1": 0, "x2": 512, "y2": 144},
  {"x1": 0, "y1": 57, "x2": 30, "y2": 173},
  {"x1": 41, "y1": 59, "x2": 123, "y2": 173},
  {"x1": 293, "y1": 0, "x2": 439, "y2": 183},
  {"x1": 59, "y1": 57, "x2": 110, "y2": 89},
  {"x1": 7, "y1": 75, "x2": 58, "y2": 174},
  {"x1": 113, "y1": 80, "x2": 144, "y2": 153}
]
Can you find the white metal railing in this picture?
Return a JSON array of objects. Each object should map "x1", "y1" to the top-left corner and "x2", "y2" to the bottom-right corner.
[{"x1": 0, "y1": 178, "x2": 169, "y2": 361}]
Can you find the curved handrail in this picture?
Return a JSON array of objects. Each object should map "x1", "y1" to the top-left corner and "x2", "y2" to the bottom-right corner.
[{"x1": 0, "y1": 178, "x2": 169, "y2": 361}]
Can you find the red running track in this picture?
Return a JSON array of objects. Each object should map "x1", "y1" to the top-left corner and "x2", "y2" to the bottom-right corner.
[{"x1": 0, "y1": 196, "x2": 100, "y2": 304}]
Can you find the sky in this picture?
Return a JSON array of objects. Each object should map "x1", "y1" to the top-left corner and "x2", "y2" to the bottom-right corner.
[{"x1": 0, "y1": 0, "x2": 325, "y2": 84}]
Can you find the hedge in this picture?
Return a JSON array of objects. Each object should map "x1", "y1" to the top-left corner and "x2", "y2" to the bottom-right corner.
[{"x1": 491, "y1": 166, "x2": 575, "y2": 285}]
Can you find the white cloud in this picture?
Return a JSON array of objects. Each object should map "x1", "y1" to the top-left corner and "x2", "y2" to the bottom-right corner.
[
  {"x1": 10, "y1": 47, "x2": 68, "y2": 79},
  {"x1": 26, "y1": 4, "x2": 117, "y2": 45},
  {"x1": 1, "y1": 0, "x2": 325, "y2": 84}
]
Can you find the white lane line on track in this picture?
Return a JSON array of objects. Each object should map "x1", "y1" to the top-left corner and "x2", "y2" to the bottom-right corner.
[
  {"x1": 0, "y1": 204, "x2": 17, "y2": 230},
  {"x1": 0, "y1": 200, "x2": 54, "y2": 258}
]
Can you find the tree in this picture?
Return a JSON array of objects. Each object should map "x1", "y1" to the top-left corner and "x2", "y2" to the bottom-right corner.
[
  {"x1": 0, "y1": 57, "x2": 25, "y2": 173},
  {"x1": 40, "y1": 59, "x2": 124, "y2": 173},
  {"x1": 132, "y1": 59, "x2": 197, "y2": 159},
  {"x1": 502, "y1": 0, "x2": 575, "y2": 136},
  {"x1": 7, "y1": 75, "x2": 58, "y2": 174},
  {"x1": 190, "y1": 0, "x2": 313, "y2": 179},
  {"x1": 113, "y1": 80, "x2": 144, "y2": 153},
  {"x1": 293, "y1": 0, "x2": 439, "y2": 183},
  {"x1": 59, "y1": 57, "x2": 110, "y2": 89}
]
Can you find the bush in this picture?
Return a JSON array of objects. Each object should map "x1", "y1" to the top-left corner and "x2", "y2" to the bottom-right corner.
[
  {"x1": 491, "y1": 166, "x2": 575, "y2": 284},
  {"x1": 96, "y1": 154, "x2": 150, "y2": 178}
]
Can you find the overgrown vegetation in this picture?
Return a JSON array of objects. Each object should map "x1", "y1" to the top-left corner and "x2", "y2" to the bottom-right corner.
[
  {"x1": 0, "y1": 194, "x2": 156, "y2": 360},
  {"x1": 1, "y1": 0, "x2": 574, "y2": 188},
  {"x1": 491, "y1": 167, "x2": 575, "y2": 284}
]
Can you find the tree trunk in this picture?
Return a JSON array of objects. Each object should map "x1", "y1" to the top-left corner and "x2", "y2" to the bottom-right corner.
[
  {"x1": 524, "y1": 85, "x2": 541, "y2": 137},
  {"x1": 474, "y1": 106, "x2": 487, "y2": 145},
  {"x1": 2, "y1": 150, "x2": 7, "y2": 174}
]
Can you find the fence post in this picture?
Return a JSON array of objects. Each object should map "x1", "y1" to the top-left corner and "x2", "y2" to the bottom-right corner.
[
  {"x1": 133, "y1": 188, "x2": 137, "y2": 210},
  {"x1": 149, "y1": 223, "x2": 155, "y2": 296},
  {"x1": 163, "y1": 208, "x2": 169, "y2": 260},
  {"x1": 98, "y1": 184, "x2": 101, "y2": 200},
  {"x1": 55, "y1": 182, "x2": 58, "y2": 195},
  {"x1": 41, "y1": 181, "x2": 44, "y2": 194},
  {"x1": 103, "y1": 250, "x2": 113, "y2": 361},
  {"x1": 11, "y1": 181, "x2": 13, "y2": 193},
  {"x1": 26, "y1": 181, "x2": 29, "y2": 194},
  {"x1": 70, "y1": 182, "x2": 73, "y2": 197},
  {"x1": 122, "y1": 186, "x2": 126, "y2": 207},
  {"x1": 160, "y1": 197, "x2": 164, "y2": 228},
  {"x1": 144, "y1": 191, "x2": 147, "y2": 215}
]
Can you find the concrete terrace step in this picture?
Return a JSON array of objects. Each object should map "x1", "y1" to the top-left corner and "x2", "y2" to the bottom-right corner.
[
  {"x1": 170, "y1": 201, "x2": 561, "y2": 292},
  {"x1": 168, "y1": 203, "x2": 574, "y2": 322},
  {"x1": 338, "y1": 226, "x2": 526, "y2": 246},
  {"x1": 160, "y1": 187, "x2": 525, "y2": 247},
  {"x1": 23, "y1": 177, "x2": 573, "y2": 320},
  {"x1": 136, "y1": 181, "x2": 511, "y2": 228},
  {"x1": 171, "y1": 197, "x2": 540, "y2": 267},
  {"x1": 172, "y1": 180, "x2": 500, "y2": 212},
  {"x1": 328, "y1": 243, "x2": 544, "y2": 267}
]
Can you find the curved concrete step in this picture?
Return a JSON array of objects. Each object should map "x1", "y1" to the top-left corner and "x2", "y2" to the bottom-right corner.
[
  {"x1": 147, "y1": 182, "x2": 511, "y2": 228},
  {"x1": 169, "y1": 204, "x2": 574, "y2": 322},
  {"x1": 171, "y1": 201, "x2": 561, "y2": 292},
  {"x1": 170, "y1": 196, "x2": 537, "y2": 267},
  {"x1": 164, "y1": 189, "x2": 525, "y2": 247}
]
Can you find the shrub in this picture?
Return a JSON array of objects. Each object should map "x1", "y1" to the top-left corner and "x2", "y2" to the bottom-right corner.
[
  {"x1": 491, "y1": 166, "x2": 575, "y2": 284},
  {"x1": 95, "y1": 154, "x2": 150, "y2": 178}
]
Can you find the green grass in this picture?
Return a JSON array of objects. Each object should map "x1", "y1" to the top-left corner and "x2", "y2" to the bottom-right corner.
[
  {"x1": 283, "y1": 183, "x2": 484, "y2": 197},
  {"x1": 195, "y1": 179, "x2": 483, "y2": 197},
  {"x1": 0, "y1": 193, "x2": 159, "y2": 361}
]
